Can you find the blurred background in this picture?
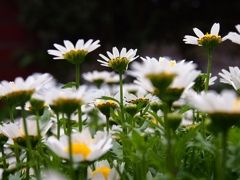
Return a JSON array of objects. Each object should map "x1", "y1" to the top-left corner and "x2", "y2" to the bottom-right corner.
[{"x1": 1, "y1": 0, "x2": 240, "y2": 87}]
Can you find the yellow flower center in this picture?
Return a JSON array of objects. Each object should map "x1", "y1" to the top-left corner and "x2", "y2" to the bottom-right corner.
[
  {"x1": 64, "y1": 142, "x2": 92, "y2": 160},
  {"x1": 19, "y1": 128, "x2": 25, "y2": 137},
  {"x1": 233, "y1": 99, "x2": 240, "y2": 113},
  {"x1": 169, "y1": 60, "x2": 176, "y2": 67},
  {"x1": 197, "y1": 33, "x2": 222, "y2": 50},
  {"x1": 92, "y1": 166, "x2": 111, "y2": 180}
]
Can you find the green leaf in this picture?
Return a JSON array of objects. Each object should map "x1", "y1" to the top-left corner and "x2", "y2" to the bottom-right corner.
[
  {"x1": 101, "y1": 96, "x2": 120, "y2": 105},
  {"x1": 39, "y1": 107, "x2": 52, "y2": 132},
  {"x1": 178, "y1": 104, "x2": 192, "y2": 114},
  {"x1": 61, "y1": 82, "x2": 76, "y2": 89},
  {"x1": 8, "y1": 170, "x2": 22, "y2": 180}
]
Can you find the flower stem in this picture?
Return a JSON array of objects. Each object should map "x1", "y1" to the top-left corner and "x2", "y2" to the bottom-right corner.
[
  {"x1": 163, "y1": 103, "x2": 175, "y2": 176},
  {"x1": 67, "y1": 115, "x2": 75, "y2": 180},
  {"x1": 106, "y1": 115, "x2": 109, "y2": 133},
  {"x1": 21, "y1": 105, "x2": 34, "y2": 179},
  {"x1": 78, "y1": 106, "x2": 82, "y2": 132},
  {"x1": 56, "y1": 112, "x2": 60, "y2": 139},
  {"x1": 119, "y1": 73, "x2": 126, "y2": 133},
  {"x1": 76, "y1": 64, "x2": 80, "y2": 89},
  {"x1": 0, "y1": 145, "x2": 7, "y2": 170},
  {"x1": 8, "y1": 104, "x2": 14, "y2": 123},
  {"x1": 204, "y1": 49, "x2": 212, "y2": 92},
  {"x1": 220, "y1": 130, "x2": 228, "y2": 180},
  {"x1": 35, "y1": 111, "x2": 42, "y2": 179}
]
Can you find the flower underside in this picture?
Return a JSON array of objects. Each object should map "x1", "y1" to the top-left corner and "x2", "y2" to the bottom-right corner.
[
  {"x1": 63, "y1": 50, "x2": 88, "y2": 65},
  {"x1": 198, "y1": 33, "x2": 222, "y2": 50},
  {"x1": 52, "y1": 98, "x2": 83, "y2": 115},
  {"x1": 108, "y1": 57, "x2": 130, "y2": 73},
  {"x1": 1, "y1": 90, "x2": 34, "y2": 105},
  {"x1": 95, "y1": 101, "x2": 119, "y2": 117}
]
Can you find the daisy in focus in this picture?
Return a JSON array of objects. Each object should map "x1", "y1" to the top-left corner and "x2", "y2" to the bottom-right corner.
[
  {"x1": 219, "y1": 66, "x2": 240, "y2": 94},
  {"x1": 227, "y1": 24, "x2": 240, "y2": 45},
  {"x1": 97, "y1": 47, "x2": 138, "y2": 73},
  {"x1": 47, "y1": 39, "x2": 100, "y2": 65},
  {"x1": 46, "y1": 129, "x2": 112, "y2": 163},
  {"x1": 88, "y1": 160, "x2": 124, "y2": 180},
  {"x1": 183, "y1": 23, "x2": 228, "y2": 50}
]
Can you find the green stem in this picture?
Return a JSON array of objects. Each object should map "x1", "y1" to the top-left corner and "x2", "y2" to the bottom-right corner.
[
  {"x1": 204, "y1": 49, "x2": 212, "y2": 92},
  {"x1": 164, "y1": 103, "x2": 175, "y2": 176},
  {"x1": 106, "y1": 115, "x2": 109, "y2": 133},
  {"x1": 119, "y1": 73, "x2": 126, "y2": 133},
  {"x1": 14, "y1": 141, "x2": 20, "y2": 170},
  {"x1": 8, "y1": 104, "x2": 14, "y2": 123},
  {"x1": 0, "y1": 146, "x2": 7, "y2": 170},
  {"x1": 67, "y1": 115, "x2": 75, "y2": 180},
  {"x1": 78, "y1": 106, "x2": 82, "y2": 132},
  {"x1": 21, "y1": 105, "x2": 38, "y2": 179},
  {"x1": 79, "y1": 163, "x2": 88, "y2": 180},
  {"x1": 56, "y1": 113, "x2": 60, "y2": 139},
  {"x1": 35, "y1": 111, "x2": 42, "y2": 179},
  {"x1": 220, "y1": 130, "x2": 228, "y2": 180},
  {"x1": 76, "y1": 64, "x2": 80, "y2": 89},
  {"x1": 26, "y1": 151, "x2": 30, "y2": 180}
]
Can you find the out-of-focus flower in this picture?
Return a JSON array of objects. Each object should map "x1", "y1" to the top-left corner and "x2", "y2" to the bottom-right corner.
[
  {"x1": 97, "y1": 47, "x2": 138, "y2": 73},
  {"x1": 45, "y1": 85, "x2": 95, "y2": 115},
  {"x1": 88, "y1": 160, "x2": 124, "y2": 180},
  {"x1": 219, "y1": 66, "x2": 240, "y2": 94},
  {"x1": 47, "y1": 39, "x2": 100, "y2": 65},
  {"x1": 0, "y1": 73, "x2": 52, "y2": 105},
  {"x1": 46, "y1": 129, "x2": 112, "y2": 163},
  {"x1": 83, "y1": 71, "x2": 120, "y2": 88},
  {"x1": 183, "y1": 23, "x2": 228, "y2": 50},
  {"x1": 227, "y1": 24, "x2": 240, "y2": 45},
  {"x1": 185, "y1": 90, "x2": 240, "y2": 131},
  {"x1": 0, "y1": 117, "x2": 53, "y2": 148}
]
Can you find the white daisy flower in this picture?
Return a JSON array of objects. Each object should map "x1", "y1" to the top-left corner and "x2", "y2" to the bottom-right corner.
[
  {"x1": 47, "y1": 39, "x2": 100, "y2": 64},
  {"x1": 46, "y1": 129, "x2": 112, "y2": 163},
  {"x1": 45, "y1": 85, "x2": 96, "y2": 115},
  {"x1": 124, "y1": 91, "x2": 159, "y2": 105},
  {"x1": 0, "y1": 116, "x2": 53, "y2": 147},
  {"x1": 185, "y1": 90, "x2": 240, "y2": 131},
  {"x1": 88, "y1": 160, "x2": 124, "y2": 180},
  {"x1": 97, "y1": 47, "x2": 138, "y2": 73},
  {"x1": 83, "y1": 71, "x2": 119, "y2": 88},
  {"x1": 219, "y1": 66, "x2": 240, "y2": 92},
  {"x1": 129, "y1": 56, "x2": 196, "y2": 79},
  {"x1": 92, "y1": 89, "x2": 120, "y2": 117},
  {"x1": 185, "y1": 90, "x2": 240, "y2": 114},
  {"x1": 0, "y1": 73, "x2": 52, "y2": 107},
  {"x1": 169, "y1": 70, "x2": 201, "y2": 90},
  {"x1": 183, "y1": 23, "x2": 228, "y2": 50},
  {"x1": 122, "y1": 83, "x2": 147, "y2": 95},
  {"x1": 227, "y1": 24, "x2": 240, "y2": 45}
]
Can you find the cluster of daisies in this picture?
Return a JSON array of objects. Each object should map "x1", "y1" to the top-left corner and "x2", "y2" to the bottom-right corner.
[{"x1": 0, "y1": 22, "x2": 240, "y2": 179}]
